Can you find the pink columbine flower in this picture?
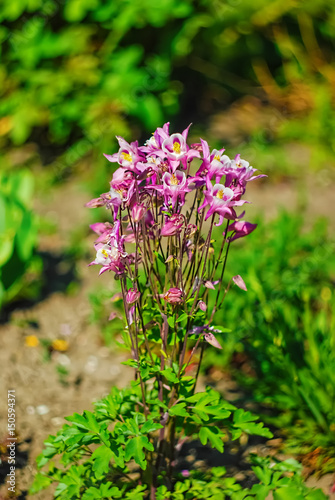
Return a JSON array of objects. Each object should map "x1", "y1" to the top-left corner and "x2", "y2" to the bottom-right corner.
[
  {"x1": 89, "y1": 220, "x2": 127, "y2": 275},
  {"x1": 199, "y1": 181, "x2": 247, "y2": 226},
  {"x1": 197, "y1": 138, "x2": 229, "y2": 182},
  {"x1": 90, "y1": 222, "x2": 114, "y2": 244},
  {"x1": 160, "y1": 171, "x2": 190, "y2": 208},
  {"x1": 126, "y1": 288, "x2": 141, "y2": 304},
  {"x1": 162, "y1": 133, "x2": 188, "y2": 161},
  {"x1": 161, "y1": 214, "x2": 185, "y2": 237},
  {"x1": 228, "y1": 220, "x2": 257, "y2": 242},
  {"x1": 140, "y1": 122, "x2": 170, "y2": 155},
  {"x1": 104, "y1": 137, "x2": 144, "y2": 169},
  {"x1": 163, "y1": 288, "x2": 183, "y2": 303},
  {"x1": 224, "y1": 154, "x2": 266, "y2": 198}
]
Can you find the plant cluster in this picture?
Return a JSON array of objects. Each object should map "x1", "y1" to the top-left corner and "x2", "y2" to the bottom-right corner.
[
  {"x1": 31, "y1": 125, "x2": 327, "y2": 499},
  {"x1": 0, "y1": 169, "x2": 40, "y2": 309},
  {"x1": 201, "y1": 212, "x2": 335, "y2": 470}
]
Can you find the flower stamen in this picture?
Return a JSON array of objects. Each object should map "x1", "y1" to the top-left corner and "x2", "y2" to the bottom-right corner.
[
  {"x1": 121, "y1": 152, "x2": 132, "y2": 162},
  {"x1": 173, "y1": 142, "x2": 181, "y2": 154},
  {"x1": 170, "y1": 174, "x2": 179, "y2": 185}
]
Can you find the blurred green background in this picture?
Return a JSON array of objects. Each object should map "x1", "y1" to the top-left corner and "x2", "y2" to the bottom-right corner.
[
  {"x1": 1, "y1": 0, "x2": 335, "y2": 178},
  {"x1": 1, "y1": 0, "x2": 335, "y2": 475}
]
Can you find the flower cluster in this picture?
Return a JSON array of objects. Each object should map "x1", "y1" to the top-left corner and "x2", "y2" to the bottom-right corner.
[
  {"x1": 88, "y1": 122, "x2": 263, "y2": 274},
  {"x1": 87, "y1": 123, "x2": 265, "y2": 344}
]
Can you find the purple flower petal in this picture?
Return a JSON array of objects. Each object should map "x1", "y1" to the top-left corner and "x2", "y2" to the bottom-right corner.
[
  {"x1": 204, "y1": 332, "x2": 222, "y2": 349},
  {"x1": 232, "y1": 275, "x2": 247, "y2": 291}
]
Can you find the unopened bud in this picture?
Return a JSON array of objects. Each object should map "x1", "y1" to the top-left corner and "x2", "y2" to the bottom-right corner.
[
  {"x1": 126, "y1": 287, "x2": 141, "y2": 304},
  {"x1": 198, "y1": 301, "x2": 207, "y2": 312},
  {"x1": 131, "y1": 203, "x2": 146, "y2": 223}
]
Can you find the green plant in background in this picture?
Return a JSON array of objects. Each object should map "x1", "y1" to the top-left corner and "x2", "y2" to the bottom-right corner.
[
  {"x1": 204, "y1": 212, "x2": 335, "y2": 470},
  {"x1": 0, "y1": 169, "x2": 40, "y2": 309},
  {"x1": 1, "y1": 0, "x2": 335, "y2": 180},
  {"x1": 0, "y1": 0, "x2": 192, "y2": 179}
]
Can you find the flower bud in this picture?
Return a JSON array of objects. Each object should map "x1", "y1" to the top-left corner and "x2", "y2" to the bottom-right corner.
[
  {"x1": 198, "y1": 301, "x2": 207, "y2": 312},
  {"x1": 126, "y1": 287, "x2": 141, "y2": 304},
  {"x1": 228, "y1": 221, "x2": 257, "y2": 242},
  {"x1": 204, "y1": 332, "x2": 222, "y2": 349},
  {"x1": 131, "y1": 203, "x2": 146, "y2": 223},
  {"x1": 163, "y1": 287, "x2": 183, "y2": 304}
]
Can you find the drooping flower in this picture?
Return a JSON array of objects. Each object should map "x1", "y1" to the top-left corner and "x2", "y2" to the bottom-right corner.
[
  {"x1": 162, "y1": 288, "x2": 183, "y2": 303},
  {"x1": 204, "y1": 332, "x2": 222, "y2": 349},
  {"x1": 228, "y1": 220, "x2": 257, "y2": 242},
  {"x1": 126, "y1": 288, "x2": 141, "y2": 304},
  {"x1": 198, "y1": 301, "x2": 207, "y2": 312},
  {"x1": 232, "y1": 275, "x2": 247, "y2": 291},
  {"x1": 161, "y1": 214, "x2": 185, "y2": 237}
]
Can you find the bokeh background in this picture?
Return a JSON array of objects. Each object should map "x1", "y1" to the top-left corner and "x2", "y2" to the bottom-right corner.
[{"x1": 1, "y1": 1, "x2": 335, "y2": 498}]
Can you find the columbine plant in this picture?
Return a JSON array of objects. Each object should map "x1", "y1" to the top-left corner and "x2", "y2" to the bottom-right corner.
[{"x1": 31, "y1": 124, "x2": 326, "y2": 500}]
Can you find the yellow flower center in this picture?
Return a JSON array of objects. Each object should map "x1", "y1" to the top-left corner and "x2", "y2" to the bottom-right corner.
[
  {"x1": 214, "y1": 155, "x2": 220, "y2": 161},
  {"x1": 121, "y1": 152, "x2": 132, "y2": 162},
  {"x1": 216, "y1": 189, "x2": 224, "y2": 199},
  {"x1": 101, "y1": 249, "x2": 109, "y2": 258},
  {"x1": 170, "y1": 174, "x2": 179, "y2": 185},
  {"x1": 173, "y1": 142, "x2": 181, "y2": 154}
]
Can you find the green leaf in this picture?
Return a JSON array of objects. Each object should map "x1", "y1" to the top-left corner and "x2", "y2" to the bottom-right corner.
[
  {"x1": 124, "y1": 435, "x2": 153, "y2": 470},
  {"x1": 273, "y1": 487, "x2": 305, "y2": 500},
  {"x1": 169, "y1": 403, "x2": 189, "y2": 418},
  {"x1": 233, "y1": 409, "x2": 273, "y2": 438},
  {"x1": 167, "y1": 316, "x2": 175, "y2": 328},
  {"x1": 29, "y1": 472, "x2": 53, "y2": 494},
  {"x1": 199, "y1": 426, "x2": 224, "y2": 452},
  {"x1": 65, "y1": 411, "x2": 100, "y2": 433},
  {"x1": 153, "y1": 250, "x2": 165, "y2": 264},
  {"x1": 161, "y1": 368, "x2": 179, "y2": 384},
  {"x1": 91, "y1": 445, "x2": 113, "y2": 479},
  {"x1": 124, "y1": 484, "x2": 147, "y2": 499},
  {"x1": 176, "y1": 313, "x2": 188, "y2": 323},
  {"x1": 306, "y1": 490, "x2": 328, "y2": 500},
  {"x1": 141, "y1": 420, "x2": 163, "y2": 434}
]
